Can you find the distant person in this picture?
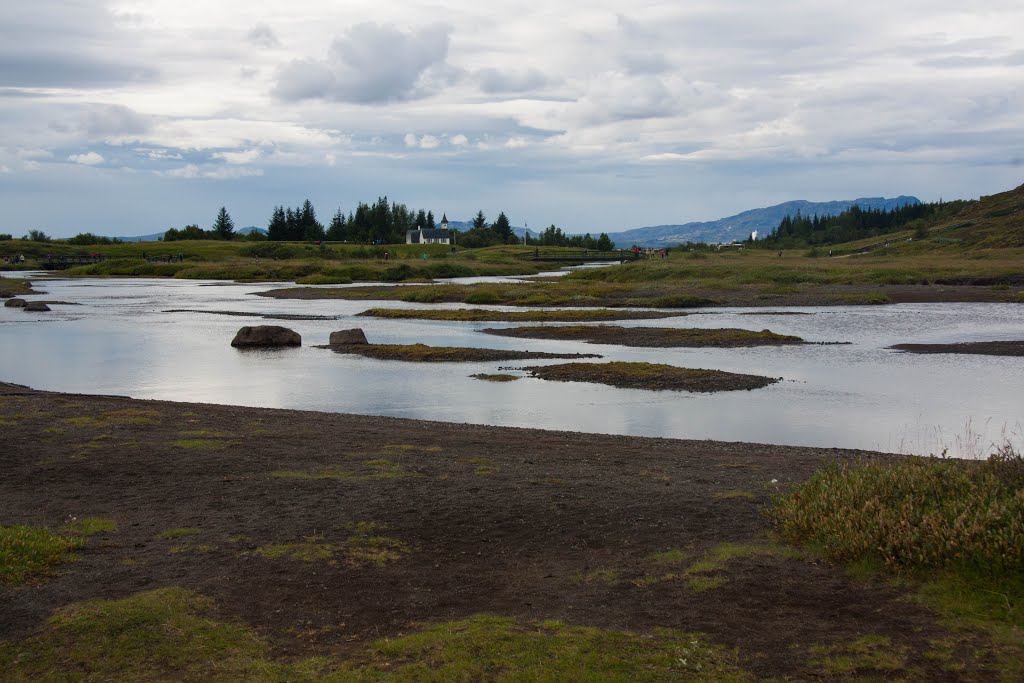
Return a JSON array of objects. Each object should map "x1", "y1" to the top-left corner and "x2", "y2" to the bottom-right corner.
[
  {"x1": 422, "y1": 252, "x2": 427, "y2": 260},
  {"x1": 778, "y1": 250, "x2": 783, "y2": 257},
  {"x1": 384, "y1": 251, "x2": 389, "y2": 261}
]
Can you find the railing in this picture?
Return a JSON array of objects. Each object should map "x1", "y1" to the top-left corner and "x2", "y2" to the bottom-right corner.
[{"x1": 516, "y1": 249, "x2": 641, "y2": 262}]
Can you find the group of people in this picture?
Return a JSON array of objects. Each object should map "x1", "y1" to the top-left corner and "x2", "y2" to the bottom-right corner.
[{"x1": 630, "y1": 245, "x2": 669, "y2": 259}]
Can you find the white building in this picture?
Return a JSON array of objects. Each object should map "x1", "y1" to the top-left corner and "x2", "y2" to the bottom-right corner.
[{"x1": 406, "y1": 214, "x2": 452, "y2": 245}]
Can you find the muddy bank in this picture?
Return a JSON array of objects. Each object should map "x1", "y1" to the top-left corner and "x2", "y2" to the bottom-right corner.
[
  {"x1": 165, "y1": 308, "x2": 340, "y2": 321},
  {"x1": 316, "y1": 342, "x2": 601, "y2": 362},
  {"x1": 889, "y1": 340, "x2": 1024, "y2": 356},
  {"x1": 520, "y1": 361, "x2": 780, "y2": 392},
  {"x1": 481, "y1": 325, "x2": 805, "y2": 348},
  {"x1": 357, "y1": 307, "x2": 685, "y2": 322},
  {"x1": 2, "y1": 383, "x2": 988, "y2": 680}
]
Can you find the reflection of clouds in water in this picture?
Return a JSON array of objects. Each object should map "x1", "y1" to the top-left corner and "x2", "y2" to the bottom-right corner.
[{"x1": 1, "y1": 277, "x2": 1022, "y2": 453}]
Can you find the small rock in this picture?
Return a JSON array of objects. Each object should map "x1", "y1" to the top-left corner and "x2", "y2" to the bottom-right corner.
[
  {"x1": 4, "y1": 298, "x2": 26, "y2": 308},
  {"x1": 329, "y1": 328, "x2": 369, "y2": 345},
  {"x1": 231, "y1": 325, "x2": 301, "y2": 348},
  {"x1": 24, "y1": 301, "x2": 50, "y2": 311}
]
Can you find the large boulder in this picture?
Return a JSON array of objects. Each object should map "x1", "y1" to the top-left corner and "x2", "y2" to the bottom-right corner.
[
  {"x1": 231, "y1": 325, "x2": 301, "y2": 348},
  {"x1": 24, "y1": 301, "x2": 50, "y2": 311},
  {"x1": 329, "y1": 328, "x2": 368, "y2": 345},
  {"x1": 4, "y1": 298, "x2": 26, "y2": 307}
]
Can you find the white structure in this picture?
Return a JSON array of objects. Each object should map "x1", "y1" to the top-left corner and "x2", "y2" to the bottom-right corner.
[{"x1": 406, "y1": 213, "x2": 451, "y2": 245}]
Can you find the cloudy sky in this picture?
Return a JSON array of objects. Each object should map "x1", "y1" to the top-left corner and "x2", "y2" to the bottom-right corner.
[{"x1": 1, "y1": 0, "x2": 1022, "y2": 237}]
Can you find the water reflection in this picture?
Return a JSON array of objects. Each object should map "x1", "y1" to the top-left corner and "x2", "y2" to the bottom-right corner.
[{"x1": 2, "y1": 276, "x2": 1022, "y2": 457}]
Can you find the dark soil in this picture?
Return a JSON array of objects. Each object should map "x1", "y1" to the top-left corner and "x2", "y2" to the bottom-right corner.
[
  {"x1": 480, "y1": 325, "x2": 805, "y2": 348},
  {"x1": 315, "y1": 343, "x2": 601, "y2": 362},
  {"x1": 0, "y1": 382, "x2": 990, "y2": 680},
  {"x1": 521, "y1": 362, "x2": 780, "y2": 392},
  {"x1": 889, "y1": 340, "x2": 1024, "y2": 356}
]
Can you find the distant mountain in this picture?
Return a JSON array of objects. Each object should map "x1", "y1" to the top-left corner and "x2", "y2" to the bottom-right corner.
[
  {"x1": 445, "y1": 220, "x2": 537, "y2": 241},
  {"x1": 120, "y1": 226, "x2": 267, "y2": 242},
  {"x1": 607, "y1": 196, "x2": 921, "y2": 247}
]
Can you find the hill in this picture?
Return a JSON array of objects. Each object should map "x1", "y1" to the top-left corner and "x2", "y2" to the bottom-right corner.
[
  {"x1": 926, "y1": 182, "x2": 1024, "y2": 248},
  {"x1": 608, "y1": 196, "x2": 920, "y2": 247}
]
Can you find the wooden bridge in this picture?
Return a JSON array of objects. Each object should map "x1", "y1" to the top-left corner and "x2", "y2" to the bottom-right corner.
[{"x1": 516, "y1": 249, "x2": 641, "y2": 263}]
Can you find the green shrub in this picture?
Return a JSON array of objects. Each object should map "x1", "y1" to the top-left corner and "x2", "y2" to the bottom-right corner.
[
  {"x1": 465, "y1": 291, "x2": 503, "y2": 305},
  {"x1": 770, "y1": 448, "x2": 1024, "y2": 578}
]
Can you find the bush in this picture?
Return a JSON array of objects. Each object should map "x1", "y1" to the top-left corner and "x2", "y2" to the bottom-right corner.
[{"x1": 770, "y1": 447, "x2": 1024, "y2": 578}]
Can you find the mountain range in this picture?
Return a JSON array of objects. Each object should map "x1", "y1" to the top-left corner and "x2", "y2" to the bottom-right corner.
[
  {"x1": 119, "y1": 196, "x2": 920, "y2": 246},
  {"x1": 604, "y1": 196, "x2": 921, "y2": 247}
]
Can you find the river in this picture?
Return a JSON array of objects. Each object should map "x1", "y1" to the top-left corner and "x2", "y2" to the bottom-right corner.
[{"x1": 2, "y1": 273, "x2": 1021, "y2": 457}]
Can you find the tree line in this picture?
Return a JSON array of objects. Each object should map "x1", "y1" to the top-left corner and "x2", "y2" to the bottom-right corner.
[{"x1": 756, "y1": 200, "x2": 973, "y2": 248}]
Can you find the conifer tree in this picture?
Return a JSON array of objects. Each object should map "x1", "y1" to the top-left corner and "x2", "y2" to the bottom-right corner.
[{"x1": 212, "y1": 206, "x2": 235, "y2": 240}]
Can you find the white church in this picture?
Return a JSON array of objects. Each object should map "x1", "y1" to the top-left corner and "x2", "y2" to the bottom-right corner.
[{"x1": 406, "y1": 214, "x2": 452, "y2": 245}]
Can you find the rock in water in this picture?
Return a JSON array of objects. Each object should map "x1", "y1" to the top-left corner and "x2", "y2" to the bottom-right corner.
[
  {"x1": 4, "y1": 298, "x2": 26, "y2": 307},
  {"x1": 231, "y1": 325, "x2": 301, "y2": 348},
  {"x1": 329, "y1": 328, "x2": 369, "y2": 345},
  {"x1": 24, "y1": 301, "x2": 50, "y2": 311}
]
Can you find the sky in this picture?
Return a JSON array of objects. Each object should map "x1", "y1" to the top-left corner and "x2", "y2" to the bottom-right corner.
[{"x1": 1, "y1": 1, "x2": 1022, "y2": 238}]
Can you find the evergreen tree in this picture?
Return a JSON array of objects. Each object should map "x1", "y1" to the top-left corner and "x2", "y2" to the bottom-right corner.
[
  {"x1": 426, "y1": 211, "x2": 436, "y2": 230},
  {"x1": 492, "y1": 212, "x2": 514, "y2": 243},
  {"x1": 415, "y1": 209, "x2": 427, "y2": 230},
  {"x1": 596, "y1": 233, "x2": 613, "y2": 251},
  {"x1": 267, "y1": 206, "x2": 287, "y2": 241},
  {"x1": 212, "y1": 206, "x2": 235, "y2": 240},
  {"x1": 326, "y1": 208, "x2": 346, "y2": 241},
  {"x1": 472, "y1": 210, "x2": 487, "y2": 230},
  {"x1": 299, "y1": 199, "x2": 325, "y2": 241}
]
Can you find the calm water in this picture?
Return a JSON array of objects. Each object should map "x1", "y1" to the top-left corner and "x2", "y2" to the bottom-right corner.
[{"x1": 2, "y1": 274, "x2": 1022, "y2": 456}]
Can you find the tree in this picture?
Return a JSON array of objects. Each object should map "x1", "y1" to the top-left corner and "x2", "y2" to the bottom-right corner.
[
  {"x1": 326, "y1": 208, "x2": 346, "y2": 241},
  {"x1": 596, "y1": 233, "x2": 613, "y2": 251},
  {"x1": 24, "y1": 229, "x2": 51, "y2": 242},
  {"x1": 472, "y1": 210, "x2": 487, "y2": 230},
  {"x1": 298, "y1": 199, "x2": 325, "y2": 241},
  {"x1": 212, "y1": 207, "x2": 235, "y2": 240},
  {"x1": 492, "y1": 212, "x2": 514, "y2": 244},
  {"x1": 426, "y1": 211, "x2": 436, "y2": 231},
  {"x1": 267, "y1": 206, "x2": 288, "y2": 241}
]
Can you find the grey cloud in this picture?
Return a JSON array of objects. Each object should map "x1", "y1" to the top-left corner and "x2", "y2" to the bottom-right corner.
[
  {"x1": 620, "y1": 52, "x2": 670, "y2": 75},
  {"x1": 477, "y1": 67, "x2": 549, "y2": 94},
  {"x1": 0, "y1": 53, "x2": 158, "y2": 88},
  {"x1": 248, "y1": 23, "x2": 280, "y2": 49},
  {"x1": 272, "y1": 23, "x2": 450, "y2": 103},
  {"x1": 81, "y1": 104, "x2": 151, "y2": 138}
]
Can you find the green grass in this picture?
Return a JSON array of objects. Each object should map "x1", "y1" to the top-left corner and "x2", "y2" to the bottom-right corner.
[
  {"x1": 271, "y1": 466, "x2": 354, "y2": 480},
  {"x1": 64, "y1": 409, "x2": 160, "y2": 428},
  {"x1": 649, "y1": 548, "x2": 687, "y2": 564},
  {"x1": 806, "y1": 634, "x2": 908, "y2": 676},
  {"x1": 255, "y1": 538, "x2": 335, "y2": 562},
  {"x1": 61, "y1": 517, "x2": 116, "y2": 536},
  {"x1": 0, "y1": 524, "x2": 84, "y2": 584},
  {"x1": 255, "y1": 525, "x2": 409, "y2": 567},
  {"x1": 157, "y1": 527, "x2": 202, "y2": 540},
  {"x1": 0, "y1": 588, "x2": 753, "y2": 681},
  {"x1": 470, "y1": 373, "x2": 520, "y2": 382}
]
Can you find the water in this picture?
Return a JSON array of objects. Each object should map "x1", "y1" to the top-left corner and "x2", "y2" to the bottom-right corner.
[{"x1": 2, "y1": 274, "x2": 1022, "y2": 456}]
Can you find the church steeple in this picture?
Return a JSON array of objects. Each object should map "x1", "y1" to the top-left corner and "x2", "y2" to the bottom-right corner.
[{"x1": 440, "y1": 213, "x2": 448, "y2": 230}]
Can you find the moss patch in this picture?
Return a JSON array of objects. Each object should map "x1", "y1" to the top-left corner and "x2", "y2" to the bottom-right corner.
[
  {"x1": 0, "y1": 588, "x2": 753, "y2": 681},
  {"x1": 61, "y1": 517, "x2": 116, "y2": 536},
  {"x1": 358, "y1": 307, "x2": 683, "y2": 322}
]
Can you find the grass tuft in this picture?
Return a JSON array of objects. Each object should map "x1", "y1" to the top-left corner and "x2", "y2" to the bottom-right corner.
[
  {"x1": 61, "y1": 517, "x2": 116, "y2": 536},
  {"x1": 157, "y1": 527, "x2": 202, "y2": 540},
  {"x1": 0, "y1": 524, "x2": 83, "y2": 584}
]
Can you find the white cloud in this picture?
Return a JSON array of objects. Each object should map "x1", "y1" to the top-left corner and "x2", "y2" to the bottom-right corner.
[
  {"x1": 68, "y1": 151, "x2": 104, "y2": 165},
  {"x1": 212, "y1": 148, "x2": 262, "y2": 164},
  {"x1": 450, "y1": 134, "x2": 468, "y2": 146}
]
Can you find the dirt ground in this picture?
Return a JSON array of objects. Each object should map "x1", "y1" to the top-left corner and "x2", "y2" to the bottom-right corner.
[{"x1": 2, "y1": 382, "x2": 1005, "y2": 679}]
